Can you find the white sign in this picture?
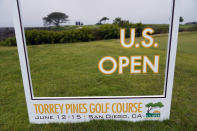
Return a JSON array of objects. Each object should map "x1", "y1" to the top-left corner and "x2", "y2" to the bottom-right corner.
[{"x1": 12, "y1": 0, "x2": 181, "y2": 124}]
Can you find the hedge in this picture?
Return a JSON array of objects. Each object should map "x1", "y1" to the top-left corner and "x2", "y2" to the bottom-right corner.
[{"x1": 0, "y1": 24, "x2": 171, "y2": 46}]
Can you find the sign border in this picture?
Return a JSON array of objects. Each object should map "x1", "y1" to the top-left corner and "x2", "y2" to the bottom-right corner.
[{"x1": 12, "y1": 0, "x2": 180, "y2": 101}]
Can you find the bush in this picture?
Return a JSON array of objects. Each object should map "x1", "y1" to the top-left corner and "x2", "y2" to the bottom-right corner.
[
  {"x1": 0, "y1": 37, "x2": 16, "y2": 46},
  {"x1": 134, "y1": 23, "x2": 145, "y2": 37},
  {"x1": 2, "y1": 23, "x2": 194, "y2": 46},
  {"x1": 97, "y1": 24, "x2": 120, "y2": 40},
  {"x1": 0, "y1": 25, "x2": 120, "y2": 46}
]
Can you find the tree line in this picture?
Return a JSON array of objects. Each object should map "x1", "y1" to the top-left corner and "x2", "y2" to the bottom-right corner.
[
  {"x1": 43, "y1": 12, "x2": 136, "y2": 27},
  {"x1": 0, "y1": 12, "x2": 196, "y2": 46}
]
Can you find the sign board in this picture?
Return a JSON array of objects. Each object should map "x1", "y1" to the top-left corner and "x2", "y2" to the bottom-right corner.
[{"x1": 12, "y1": 0, "x2": 181, "y2": 124}]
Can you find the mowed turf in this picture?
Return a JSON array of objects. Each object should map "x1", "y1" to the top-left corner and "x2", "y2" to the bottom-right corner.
[
  {"x1": 0, "y1": 32, "x2": 197, "y2": 130},
  {"x1": 26, "y1": 32, "x2": 168, "y2": 97}
]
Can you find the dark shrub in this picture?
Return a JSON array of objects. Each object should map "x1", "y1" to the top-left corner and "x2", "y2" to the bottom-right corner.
[
  {"x1": 0, "y1": 37, "x2": 16, "y2": 46},
  {"x1": 2, "y1": 23, "x2": 194, "y2": 46},
  {"x1": 98, "y1": 24, "x2": 120, "y2": 39}
]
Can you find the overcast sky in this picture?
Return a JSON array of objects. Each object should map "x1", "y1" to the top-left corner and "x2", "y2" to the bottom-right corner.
[{"x1": 0, "y1": 0, "x2": 197, "y2": 27}]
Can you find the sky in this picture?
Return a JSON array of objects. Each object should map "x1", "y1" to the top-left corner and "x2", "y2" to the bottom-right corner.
[{"x1": 0, "y1": 0, "x2": 196, "y2": 27}]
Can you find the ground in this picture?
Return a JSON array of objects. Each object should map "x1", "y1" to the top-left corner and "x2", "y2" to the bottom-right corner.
[{"x1": 0, "y1": 32, "x2": 197, "y2": 130}]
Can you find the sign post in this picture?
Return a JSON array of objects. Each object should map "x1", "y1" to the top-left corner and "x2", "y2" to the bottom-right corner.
[{"x1": 12, "y1": 0, "x2": 181, "y2": 124}]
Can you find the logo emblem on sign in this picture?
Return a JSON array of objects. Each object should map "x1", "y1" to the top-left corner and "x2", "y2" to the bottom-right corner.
[{"x1": 145, "y1": 102, "x2": 164, "y2": 118}]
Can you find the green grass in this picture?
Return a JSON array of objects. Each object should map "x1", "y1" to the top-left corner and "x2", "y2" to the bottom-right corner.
[
  {"x1": 26, "y1": 33, "x2": 168, "y2": 97},
  {"x1": 179, "y1": 24, "x2": 197, "y2": 31},
  {"x1": 0, "y1": 32, "x2": 197, "y2": 130}
]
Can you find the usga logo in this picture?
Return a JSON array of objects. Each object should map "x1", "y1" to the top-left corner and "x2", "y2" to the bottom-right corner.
[{"x1": 145, "y1": 102, "x2": 164, "y2": 118}]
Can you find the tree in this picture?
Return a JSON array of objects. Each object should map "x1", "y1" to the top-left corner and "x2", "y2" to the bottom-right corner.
[
  {"x1": 179, "y1": 16, "x2": 184, "y2": 23},
  {"x1": 43, "y1": 12, "x2": 69, "y2": 27},
  {"x1": 113, "y1": 17, "x2": 122, "y2": 25},
  {"x1": 145, "y1": 102, "x2": 164, "y2": 113},
  {"x1": 98, "y1": 17, "x2": 109, "y2": 24},
  {"x1": 113, "y1": 17, "x2": 131, "y2": 27}
]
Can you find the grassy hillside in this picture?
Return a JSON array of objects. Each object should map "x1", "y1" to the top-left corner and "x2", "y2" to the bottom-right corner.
[{"x1": 0, "y1": 32, "x2": 197, "y2": 130}]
